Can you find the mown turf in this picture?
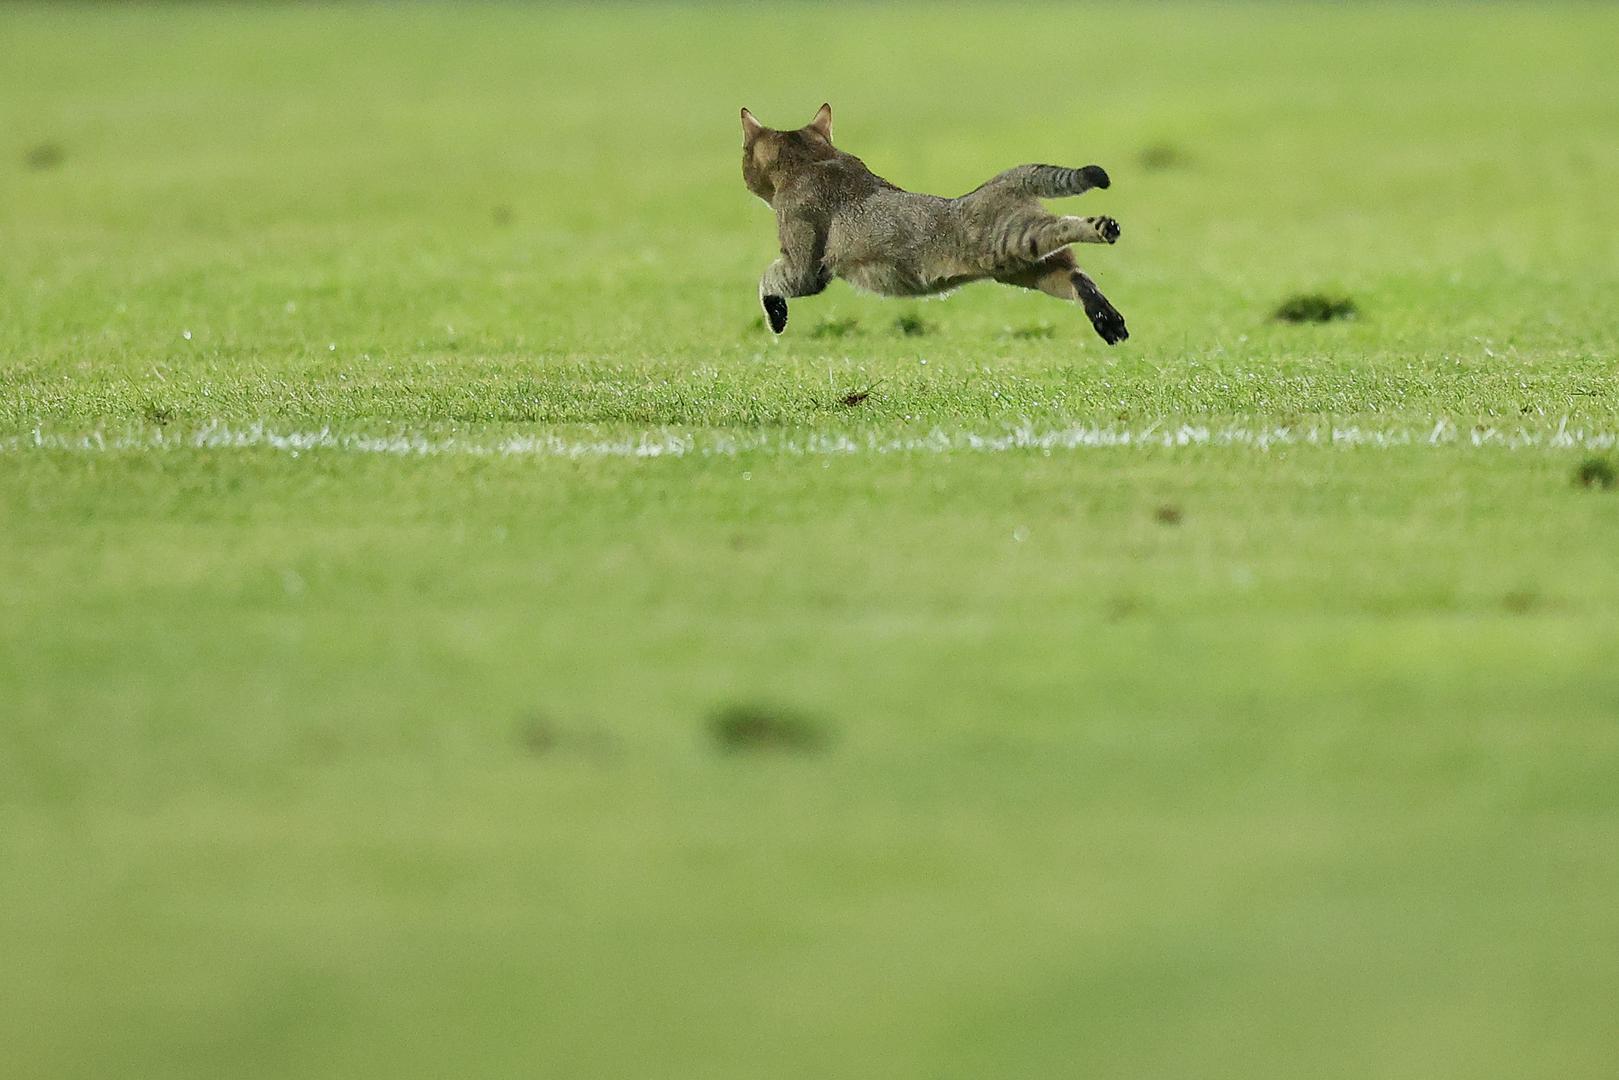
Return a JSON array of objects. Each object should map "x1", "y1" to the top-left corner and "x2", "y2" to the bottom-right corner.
[{"x1": 3, "y1": 3, "x2": 1619, "y2": 1079}]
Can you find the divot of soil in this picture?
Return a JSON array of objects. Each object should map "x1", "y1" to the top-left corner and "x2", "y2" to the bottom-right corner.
[
  {"x1": 811, "y1": 317, "x2": 861, "y2": 339},
  {"x1": 25, "y1": 142, "x2": 65, "y2": 170},
  {"x1": 1574, "y1": 456, "x2": 1616, "y2": 490},
  {"x1": 709, "y1": 704, "x2": 829, "y2": 755},
  {"x1": 1138, "y1": 143, "x2": 1192, "y2": 172},
  {"x1": 1274, "y1": 293, "x2": 1358, "y2": 323}
]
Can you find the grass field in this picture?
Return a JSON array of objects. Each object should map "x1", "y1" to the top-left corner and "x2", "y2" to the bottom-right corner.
[{"x1": 4, "y1": 3, "x2": 1619, "y2": 1077}]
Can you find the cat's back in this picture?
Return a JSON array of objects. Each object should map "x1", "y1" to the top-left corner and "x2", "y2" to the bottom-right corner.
[
  {"x1": 815, "y1": 156, "x2": 964, "y2": 296},
  {"x1": 779, "y1": 149, "x2": 890, "y2": 214}
]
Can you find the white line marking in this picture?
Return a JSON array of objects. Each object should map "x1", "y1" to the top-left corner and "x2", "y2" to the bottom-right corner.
[{"x1": 2, "y1": 418, "x2": 1616, "y2": 459}]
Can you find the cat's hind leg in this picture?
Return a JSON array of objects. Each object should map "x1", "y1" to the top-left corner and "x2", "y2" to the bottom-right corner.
[
  {"x1": 995, "y1": 251, "x2": 1129, "y2": 345},
  {"x1": 994, "y1": 214, "x2": 1120, "y2": 266},
  {"x1": 995, "y1": 215, "x2": 1081, "y2": 264},
  {"x1": 1067, "y1": 215, "x2": 1121, "y2": 244},
  {"x1": 1073, "y1": 269, "x2": 1128, "y2": 344}
]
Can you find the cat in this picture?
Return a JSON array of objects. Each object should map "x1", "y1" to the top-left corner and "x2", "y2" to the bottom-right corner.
[{"x1": 741, "y1": 103, "x2": 1127, "y2": 344}]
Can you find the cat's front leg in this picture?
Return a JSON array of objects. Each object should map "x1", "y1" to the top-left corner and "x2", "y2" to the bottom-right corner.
[
  {"x1": 759, "y1": 215, "x2": 831, "y2": 334},
  {"x1": 760, "y1": 290, "x2": 790, "y2": 335},
  {"x1": 758, "y1": 259, "x2": 830, "y2": 334}
]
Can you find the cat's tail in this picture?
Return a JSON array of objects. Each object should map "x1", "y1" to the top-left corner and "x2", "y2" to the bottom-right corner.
[{"x1": 974, "y1": 164, "x2": 1110, "y2": 199}]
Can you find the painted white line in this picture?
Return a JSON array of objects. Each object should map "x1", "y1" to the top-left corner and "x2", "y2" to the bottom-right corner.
[{"x1": 1, "y1": 418, "x2": 1616, "y2": 459}]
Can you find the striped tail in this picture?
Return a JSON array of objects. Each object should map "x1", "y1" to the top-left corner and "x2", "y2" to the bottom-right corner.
[{"x1": 978, "y1": 163, "x2": 1110, "y2": 198}]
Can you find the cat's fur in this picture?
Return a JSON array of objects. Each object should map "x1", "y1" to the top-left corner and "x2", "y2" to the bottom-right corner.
[{"x1": 741, "y1": 103, "x2": 1128, "y2": 344}]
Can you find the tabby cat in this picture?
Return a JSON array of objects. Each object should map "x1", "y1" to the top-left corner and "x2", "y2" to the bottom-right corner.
[{"x1": 742, "y1": 103, "x2": 1128, "y2": 344}]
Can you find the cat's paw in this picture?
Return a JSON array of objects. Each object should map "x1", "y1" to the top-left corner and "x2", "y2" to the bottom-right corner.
[
  {"x1": 762, "y1": 295, "x2": 788, "y2": 334},
  {"x1": 1080, "y1": 164, "x2": 1111, "y2": 190},
  {"x1": 1093, "y1": 216, "x2": 1121, "y2": 244},
  {"x1": 1086, "y1": 302, "x2": 1129, "y2": 345}
]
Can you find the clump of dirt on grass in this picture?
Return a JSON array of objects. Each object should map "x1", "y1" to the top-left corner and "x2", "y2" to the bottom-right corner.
[
  {"x1": 1153, "y1": 504, "x2": 1183, "y2": 525},
  {"x1": 491, "y1": 204, "x2": 514, "y2": 226},
  {"x1": 811, "y1": 317, "x2": 861, "y2": 338},
  {"x1": 893, "y1": 313, "x2": 931, "y2": 337},
  {"x1": 1274, "y1": 292, "x2": 1358, "y2": 323},
  {"x1": 1573, "y1": 456, "x2": 1616, "y2": 490},
  {"x1": 1003, "y1": 322, "x2": 1056, "y2": 340},
  {"x1": 709, "y1": 704, "x2": 829, "y2": 754},
  {"x1": 24, "y1": 142, "x2": 65, "y2": 170},
  {"x1": 837, "y1": 379, "x2": 884, "y2": 408},
  {"x1": 1138, "y1": 142, "x2": 1192, "y2": 172}
]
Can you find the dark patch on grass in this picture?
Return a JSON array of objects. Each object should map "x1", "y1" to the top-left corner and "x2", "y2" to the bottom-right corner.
[
  {"x1": 1502, "y1": 590, "x2": 1540, "y2": 614},
  {"x1": 894, "y1": 312, "x2": 931, "y2": 337},
  {"x1": 518, "y1": 716, "x2": 560, "y2": 755},
  {"x1": 810, "y1": 317, "x2": 861, "y2": 339},
  {"x1": 709, "y1": 703, "x2": 829, "y2": 755},
  {"x1": 1153, "y1": 504, "x2": 1183, "y2": 525},
  {"x1": 517, "y1": 714, "x2": 618, "y2": 759},
  {"x1": 1138, "y1": 143, "x2": 1192, "y2": 172},
  {"x1": 24, "y1": 142, "x2": 65, "y2": 170},
  {"x1": 1003, "y1": 322, "x2": 1056, "y2": 340},
  {"x1": 491, "y1": 204, "x2": 514, "y2": 226},
  {"x1": 1573, "y1": 456, "x2": 1616, "y2": 490},
  {"x1": 1274, "y1": 292, "x2": 1358, "y2": 323},
  {"x1": 1105, "y1": 595, "x2": 1143, "y2": 621},
  {"x1": 141, "y1": 401, "x2": 175, "y2": 427}
]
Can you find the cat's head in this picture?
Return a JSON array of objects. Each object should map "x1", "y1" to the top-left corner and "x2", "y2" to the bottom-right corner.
[{"x1": 740, "y1": 103, "x2": 835, "y2": 202}]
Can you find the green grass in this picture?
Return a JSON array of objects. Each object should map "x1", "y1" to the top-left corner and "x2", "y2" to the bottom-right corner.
[{"x1": 4, "y1": 3, "x2": 1619, "y2": 1078}]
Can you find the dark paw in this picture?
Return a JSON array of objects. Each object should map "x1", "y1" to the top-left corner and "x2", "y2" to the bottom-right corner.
[
  {"x1": 1087, "y1": 304, "x2": 1129, "y2": 345},
  {"x1": 1093, "y1": 216, "x2": 1121, "y2": 243},
  {"x1": 1072, "y1": 272, "x2": 1127, "y2": 345},
  {"x1": 762, "y1": 295, "x2": 788, "y2": 334},
  {"x1": 1081, "y1": 164, "x2": 1111, "y2": 190}
]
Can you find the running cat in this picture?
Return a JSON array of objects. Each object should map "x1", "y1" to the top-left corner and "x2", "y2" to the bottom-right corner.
[{"x1": 741, "y1": 103, "x2": 1128, "y2": 344}]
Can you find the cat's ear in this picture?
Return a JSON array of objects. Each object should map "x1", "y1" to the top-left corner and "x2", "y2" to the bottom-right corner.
[
  {"x1": 808, "y1": 102, "x2": 833, "y2": 141},
  {"x1": 741, "y1": 107, "x2": 763, "y2": 143}
]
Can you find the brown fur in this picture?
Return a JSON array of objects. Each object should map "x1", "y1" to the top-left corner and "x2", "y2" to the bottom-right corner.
[{"x1": 741, "y1": 104, "x2": 1128, "y2": 344}]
